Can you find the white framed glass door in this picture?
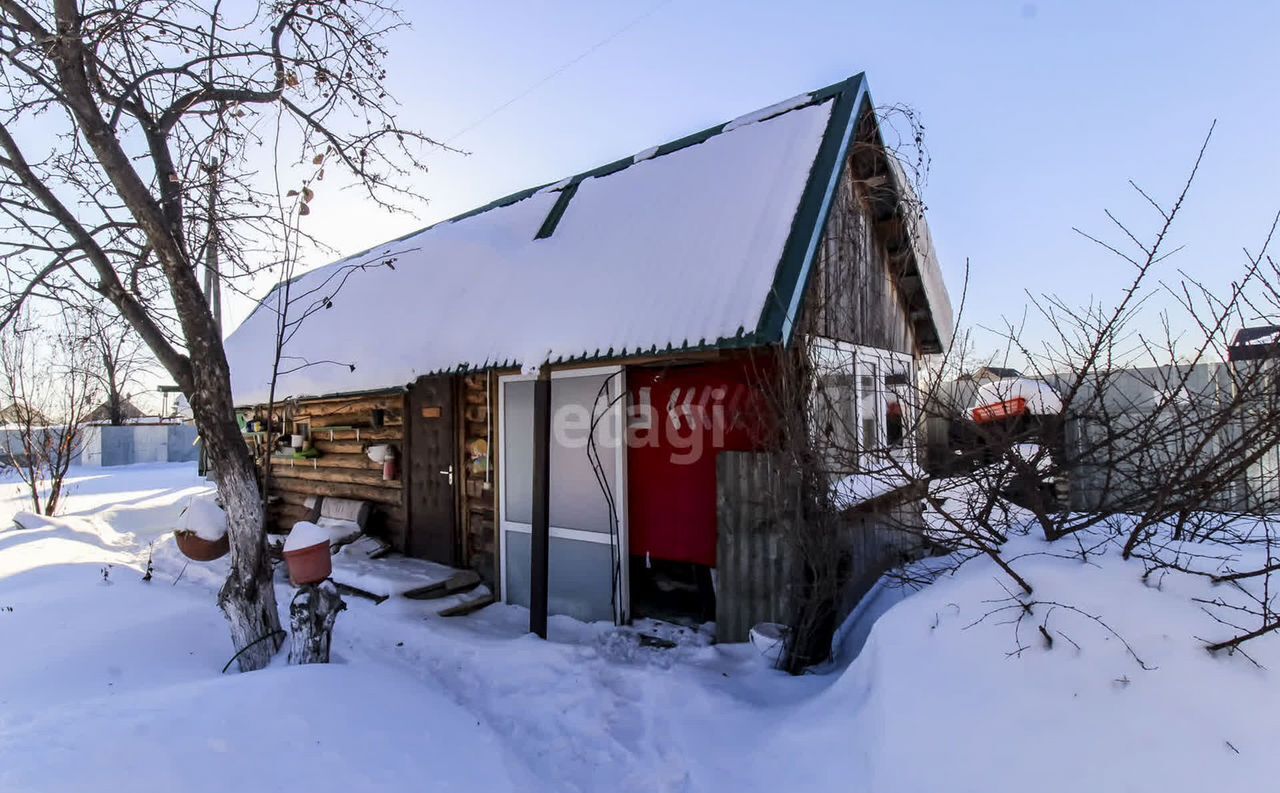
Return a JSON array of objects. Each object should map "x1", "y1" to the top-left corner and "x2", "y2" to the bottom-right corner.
[{"x1": 497, "y1": 366, "x2": 629, "y2": 624}]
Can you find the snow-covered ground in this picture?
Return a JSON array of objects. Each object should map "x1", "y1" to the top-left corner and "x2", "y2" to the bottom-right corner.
[{"x1": 0, "y1": 463, "x2": 1275, "y2": 792}]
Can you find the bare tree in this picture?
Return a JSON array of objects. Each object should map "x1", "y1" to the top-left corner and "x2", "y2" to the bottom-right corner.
[
  {"x1": 0, "y1": 308, "x2": 100, "y2": 515},
  {"x1": 753, "y1": 120, "x2": 1280, "y2": 672},
  {"x1": 881, "y1": 129, "x2": 1280, "y2": 659},
  {"x1": 79, "y1": 306, "x2": 156, "y2": 424},
  {"x1": 0, "y1": 2, "x2": 442, "y2": 671}
]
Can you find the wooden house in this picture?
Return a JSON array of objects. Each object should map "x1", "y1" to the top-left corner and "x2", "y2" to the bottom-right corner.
[{"x1": 225, "y1": 73, "x2": 952, "y2": 639}]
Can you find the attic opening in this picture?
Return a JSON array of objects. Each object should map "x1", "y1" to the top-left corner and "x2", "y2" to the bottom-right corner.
[{"x1": 534, "y1": 182, "x2": 580, "y2": 240}]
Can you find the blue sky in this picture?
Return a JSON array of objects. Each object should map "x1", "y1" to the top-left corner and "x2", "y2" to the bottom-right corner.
[{"x1": 253, "y1": 0, "x2": 1280, "y2": 352}]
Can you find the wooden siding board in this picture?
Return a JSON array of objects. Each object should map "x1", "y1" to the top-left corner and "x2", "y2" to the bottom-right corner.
[
  {"x1": 716, "y1": 452, "x2": 796, "y2": 642},
  {"x1": 716, "y1": 451, "x2": 922, "y2": 648},
  {"x1": 801, "y1": 153, "x2": 916, "y2": 355}
]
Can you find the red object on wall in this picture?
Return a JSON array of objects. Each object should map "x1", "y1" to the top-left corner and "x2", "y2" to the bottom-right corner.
[
  {"x1": 972, "y1": 397, "x2": 1028, "y2": 425},
  {"x1": 626, "y1": 357, "x2": 772, "y2": 567}
]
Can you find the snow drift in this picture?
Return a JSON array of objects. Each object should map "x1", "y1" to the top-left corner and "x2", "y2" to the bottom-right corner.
[{"x1": 1, "y1": 463, "x2": 1276, "y2": 792}]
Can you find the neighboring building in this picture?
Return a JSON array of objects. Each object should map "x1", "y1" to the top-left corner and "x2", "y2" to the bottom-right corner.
[
  {"x1": 961, "y1": 366, "x2": 1022, "y2": 382},
  {"x1": 925, "y1": 335, "x2": 1280, "y2": 514},
  {"x1": 84, "y1": 398, "x2": 147, "y2": 425},
  {"x1": 76, "y1": 422, "x2": 199, "y2": 467},
  {"x1": 0, "y1": 403, "x2": 50, "y2": 426},
  {"x1": 224, "y1": 74, "x2": 952, "y2": 638}
]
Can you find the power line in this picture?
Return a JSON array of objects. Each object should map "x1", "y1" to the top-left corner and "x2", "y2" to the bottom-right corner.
[{"x1": 445, "y1": 0, "x2": 672, "y2": 144}]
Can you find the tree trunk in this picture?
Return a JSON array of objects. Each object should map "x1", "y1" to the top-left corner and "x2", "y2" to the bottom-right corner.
[
  {"x1": 214, "y1": 448, "x2": 283, "y2": 671},
  {"x1": 193, "y1": 381, "x2": 284, "y2": 672},
  {"x1": 289, "y1": 580, "x2": 345, "y2": 664}
]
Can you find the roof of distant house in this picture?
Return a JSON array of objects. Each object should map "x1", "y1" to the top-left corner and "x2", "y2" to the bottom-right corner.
[
  {"x1": 1229, "y1": 326, "x2": 1280, "y2": 362},
  {"x1": 84, "y1": 399, "x2": 147, "y2": 424}
]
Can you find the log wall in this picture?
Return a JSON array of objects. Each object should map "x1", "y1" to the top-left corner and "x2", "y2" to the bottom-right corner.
[
  {"x1": 251, "y1": 391, "x2": 407, "y2": 543},
  {"x1": 460, "y1": 373, "x2": 497, "y2": 583}
]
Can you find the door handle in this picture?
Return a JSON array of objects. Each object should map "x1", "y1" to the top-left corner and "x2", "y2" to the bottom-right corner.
[{"x1": 439, "y1": 465, "x2": 454, "y2": 485}]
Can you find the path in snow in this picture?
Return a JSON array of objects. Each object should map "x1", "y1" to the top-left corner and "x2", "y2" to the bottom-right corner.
[
  {"x1": 0, "y1": 464, "x2": 827, "y2": 793},
  {"x1": 6, "y1": 463, "x2": 1275, "y2": 793}
]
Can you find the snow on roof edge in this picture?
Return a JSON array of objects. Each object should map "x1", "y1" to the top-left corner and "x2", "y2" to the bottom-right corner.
[{"x1": 230, "y1": 87, "x2": 847, "y2": 341}]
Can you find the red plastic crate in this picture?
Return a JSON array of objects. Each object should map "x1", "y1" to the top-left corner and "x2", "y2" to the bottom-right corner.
[{"x1": 972, "y1": 397, "x2": 1028, "y2": 425}]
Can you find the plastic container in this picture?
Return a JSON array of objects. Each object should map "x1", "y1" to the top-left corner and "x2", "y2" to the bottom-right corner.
[
  {"x1": 748, "y1": 622, "x2": 791, "y2": 666},
  {"x1": 284, "y1": 540, "x2": 332, "y2": 585},
  {"x1": 972, "y1": 397, "x2": 1027, "y2": 425},
  {"x1": 282, "y1": 521, "x2": 333, "y2": 585},
  {"x1": 174, "y1": 530, "x2": 230, "y2": 562}
]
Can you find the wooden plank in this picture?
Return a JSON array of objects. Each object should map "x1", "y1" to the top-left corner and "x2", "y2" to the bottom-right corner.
[
  {"x1": 268, "y1": 503, "x2": 314, "y2": 527},
  {"x1": 270, "y1": 478, "x2": 403, "y2": 506},
  {"x1": 439, "y1": 594, "x2": 496, "y2": 617},
  {"x1": 403, "y1": 570, "x2": 481, "y2": 600},
  {"x1": 271, "y1": 465, "x2": 399, "y2": 488},
  {"x1": 305, "y1": 428, "x2": 401, "y2": 442},
  {"x1": 334, "y1": 582, "x2": 389, "y2": 604},
  {"x1": 716, "y1": 451, "x2": 794, "y2": 643},
  {"x1": 294, "y1": 394, "x2": 404, "y2": 414},
  {"x1": 312, "y1": 440, "x2": 368, "y2": 455},
  {"x1": 270, "y1": 454, "x2": 381, "y2": 472}
]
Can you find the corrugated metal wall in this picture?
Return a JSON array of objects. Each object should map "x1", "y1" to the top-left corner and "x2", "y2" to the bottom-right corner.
[
  {"x1": 715, "y1": 451, "x2": 920, "y2": 644},
  {"x1": 715, "y1": 452, "x2": 796, "y2": 642},
  {"x1": 76, "y1": 424, "x2": 199, "y2": 467}
]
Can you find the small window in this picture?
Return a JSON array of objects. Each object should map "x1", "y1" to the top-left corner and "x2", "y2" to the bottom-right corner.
[{"x1": 809, "y1": 339, "x2": 915, "y2": 474}]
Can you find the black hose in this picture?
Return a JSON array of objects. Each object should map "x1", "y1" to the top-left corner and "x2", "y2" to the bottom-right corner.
[{"x1": 220, "y1": 629, "x2": 286, "y2": 674}]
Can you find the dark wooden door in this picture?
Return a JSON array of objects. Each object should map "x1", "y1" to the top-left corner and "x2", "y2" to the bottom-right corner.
[{"x1": 406, "y1": 375, "x2": 459, "y2": 565}]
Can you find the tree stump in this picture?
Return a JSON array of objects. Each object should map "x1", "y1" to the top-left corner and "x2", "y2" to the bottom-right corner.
[{"x1": 288, "y1": 579, "x2": 346, "y2": 665}]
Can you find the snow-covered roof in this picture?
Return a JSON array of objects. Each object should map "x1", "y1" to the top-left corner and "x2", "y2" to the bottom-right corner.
[
  {"x1": 226, "y1": 74, "x2": 951, "y2": 404},
  {"x1": 970, "y1": 378, "x2": 1064, "y2": 417}
]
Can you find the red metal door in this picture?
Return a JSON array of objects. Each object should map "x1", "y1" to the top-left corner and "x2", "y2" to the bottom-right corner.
[{"x1": 626, "y1": 358, "x2": 771, "y2": 567}]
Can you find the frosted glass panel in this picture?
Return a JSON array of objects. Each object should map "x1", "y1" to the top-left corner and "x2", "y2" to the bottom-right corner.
[
  {"x1": 502, "y1": 373, "x2": 619, "y2": 533},
  {"x1": 505, "y1": 531, "x2": 616, "y2": 623},
  {"x1": 549, "y1": 373, "x2": 617, "y2": 533},
  {"x1": 503, "y1": 379, "x2": 535, "y2": 524}
]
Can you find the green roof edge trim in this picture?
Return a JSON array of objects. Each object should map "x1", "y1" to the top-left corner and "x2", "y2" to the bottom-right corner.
[
  {"x1": 755, "y1": 72, "x2": 869, "y2": 346},
  {"x1": 534, "y1": 181, "x2": 580, "y2": 239}
]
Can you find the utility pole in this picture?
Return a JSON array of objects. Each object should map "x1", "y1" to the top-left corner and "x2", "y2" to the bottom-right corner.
[
  {"x1": 202, "y1": 157, "x2": 222, "y2": 333},
  {"x1": 198, "y1": 157, "x2": 220, "y2": 479}
]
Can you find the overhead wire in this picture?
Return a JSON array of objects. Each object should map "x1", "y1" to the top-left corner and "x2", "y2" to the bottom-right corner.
[{"x1": 443, "y1": 0, "x2": 672, "y2": 145}]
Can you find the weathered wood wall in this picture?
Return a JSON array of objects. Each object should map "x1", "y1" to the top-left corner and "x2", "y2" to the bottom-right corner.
[
  {"x1": 715, "y1": 143, "x2": 932, "y2": 647},
  {"x1": 716, "y1": 451, "x2": 917, "y2": 645},
  {"x1": 255, "y1": 392, "x2": 407, "y2": 544},
  {"x1": 715, "y1": 451, "x2": 796, "y2": 642},
  {"x1": 801, "y1": 148, "x2": 917, "y2": 356}
]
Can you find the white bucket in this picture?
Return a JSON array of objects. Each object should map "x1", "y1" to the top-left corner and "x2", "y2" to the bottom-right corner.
[{"x1": 748, "y1": 622, "x2": 790, "y2": 666}]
